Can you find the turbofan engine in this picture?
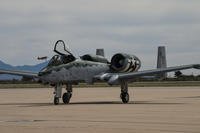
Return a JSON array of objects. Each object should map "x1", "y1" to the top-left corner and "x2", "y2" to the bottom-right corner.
[
  {"x1": 81, "y1": 54, "x2": 109, "y2": 64},
  {"x1": 110, "y1": 53, "x2": 141, "y2": 72}
]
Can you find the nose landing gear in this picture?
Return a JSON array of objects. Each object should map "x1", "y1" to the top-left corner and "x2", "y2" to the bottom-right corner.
[
  {"x1": 54, "y1": 97, "x2": 60, "y2": 105},
  {"x1": 53, "y1": 83, "x2": 73, "y2": 105},
  {"x1": 53, "y1": 83, "x2": 62, "y2": 105}
]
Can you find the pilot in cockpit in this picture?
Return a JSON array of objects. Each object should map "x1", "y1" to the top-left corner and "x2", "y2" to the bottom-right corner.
[
  {"x1": 52, "y1": 40, "x2": 76, "y2": 65},
  {"x1": 61, "y1": 54, "x2": 76, "y2": 64}
]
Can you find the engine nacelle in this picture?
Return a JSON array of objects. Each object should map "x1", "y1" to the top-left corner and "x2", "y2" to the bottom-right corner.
[
  {"x1": 111, "y1": 53, "x2": 141, "y2": 72},
  {"x1": 81, "y1": 54, "x2": 109, "y2": 64}
]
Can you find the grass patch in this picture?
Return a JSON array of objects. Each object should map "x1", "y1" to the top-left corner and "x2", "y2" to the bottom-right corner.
[{"x1": 1, "y1": 81, "x2": 200, "y2": 89}]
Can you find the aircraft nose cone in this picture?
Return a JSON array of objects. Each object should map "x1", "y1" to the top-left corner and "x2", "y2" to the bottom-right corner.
[{"x1": 38, "y1": 68, "x2": 48, "y2": 76}]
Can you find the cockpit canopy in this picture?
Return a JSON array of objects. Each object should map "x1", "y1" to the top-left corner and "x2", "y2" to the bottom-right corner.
[
  {"x1": 47, "y1": 40, "x2": 76, "y2": 67},
  {"x1": 54, "y1": 40, "x2": 73, "y2": 56},
  {"x1": 47, "y1": 55, "x2": 62, "y2": 67}
]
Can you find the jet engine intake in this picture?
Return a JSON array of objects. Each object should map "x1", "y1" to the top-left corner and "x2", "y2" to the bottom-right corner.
[{"x1": 111, "y1": 53, "x2": 141, "y2": 72}]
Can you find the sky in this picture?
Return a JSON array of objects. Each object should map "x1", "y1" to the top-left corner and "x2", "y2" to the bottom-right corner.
[{"x1": 0, "y1": 0, "x2": 200, "y2": 75}]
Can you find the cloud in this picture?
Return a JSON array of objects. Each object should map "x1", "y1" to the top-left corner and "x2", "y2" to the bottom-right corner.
[{"x1": 0, "y1": 0, "x2": 200, "y2": 75}]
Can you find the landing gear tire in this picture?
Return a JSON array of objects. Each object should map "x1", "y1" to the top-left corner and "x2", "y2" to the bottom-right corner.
[
  {"x1": 121, "y1": 92, "x2": 129, "y2": 104},
  {"x1": 62, "y1": 92, "x2": 72, "y2": 104},
  {"x1": 54, "y1": 97, "x2": 59, "y2": 105}
]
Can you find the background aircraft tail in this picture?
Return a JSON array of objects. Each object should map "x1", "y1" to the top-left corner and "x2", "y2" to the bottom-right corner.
[
  {"x1": 96, "y1": 49, "x2": 105, "y2": 57},
  {"x1": 157, "y1": 46, "x2": 167, "y2": 78}
]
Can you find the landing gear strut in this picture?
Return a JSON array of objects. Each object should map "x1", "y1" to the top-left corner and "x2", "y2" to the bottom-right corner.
[
  {"x1": 54, "y1": 97, "x2": 59, "y2": 105},
  {"x1": 62, "y1": 84, "x2": 72, "y2": 104},
  {"x1": 54, "y1": 83, "x2": 62, "y2": 105},
  {"x1": 120, "y1": 81, "x2": 129, "y2": 103}
]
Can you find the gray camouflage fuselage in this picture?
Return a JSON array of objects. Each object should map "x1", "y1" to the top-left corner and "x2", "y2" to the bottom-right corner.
[{"x1": 39, "y1": 59, "x2": 109, "y2": 84}]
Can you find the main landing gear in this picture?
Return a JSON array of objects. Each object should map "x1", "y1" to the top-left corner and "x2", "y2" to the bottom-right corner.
[
  {"x1": 120, "y1": 81, "x2": 129, "y2": 103},
  {"x1": 53, "y1": 82, "x2": 129, "y2": 105},
  {"x1": 62, "y1": 84, "x2": 72, "y2": 104},
  {"x1": 53, "y1": 83, "x2": 73, "y2": 105}
]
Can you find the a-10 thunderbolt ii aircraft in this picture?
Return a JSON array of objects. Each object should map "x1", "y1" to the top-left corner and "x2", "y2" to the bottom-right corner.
[{"x1": 0, "y1": 40, "x2": 200, "y2": 105}]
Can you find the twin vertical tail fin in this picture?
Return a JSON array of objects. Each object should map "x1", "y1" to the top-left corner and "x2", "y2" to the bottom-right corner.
[
  {"x1": 96, "y1": 49, "x2": 105, "y2": 57},
  {"x1": 157, "y1": 46, "x2": 167, "y2": 78}
]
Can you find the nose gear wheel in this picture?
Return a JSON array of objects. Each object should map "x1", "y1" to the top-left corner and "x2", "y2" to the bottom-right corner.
[
  {"x1": 54, "y1": 97, "x2": 59, "y2": 105},
  {"x1": 62, "y1": 92, "x2": 72, "y2": 104}
]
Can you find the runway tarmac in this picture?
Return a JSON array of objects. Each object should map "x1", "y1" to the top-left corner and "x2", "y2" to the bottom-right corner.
[{"x1": 0, "y1": 87, "x2": 200, "y2": 133}]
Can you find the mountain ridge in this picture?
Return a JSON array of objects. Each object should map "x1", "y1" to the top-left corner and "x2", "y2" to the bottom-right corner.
[{"x1": 0, "y1": 60, "x2": 48, "y2": 80}]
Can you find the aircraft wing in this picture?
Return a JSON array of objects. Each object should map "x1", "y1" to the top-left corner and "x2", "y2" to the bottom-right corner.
[
  {"x1": 95, "y1": 64, "x2": 200, "y2": 85},
  {"x1": 0, "y1": 69, "x2": 38, "y2": 78}
]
